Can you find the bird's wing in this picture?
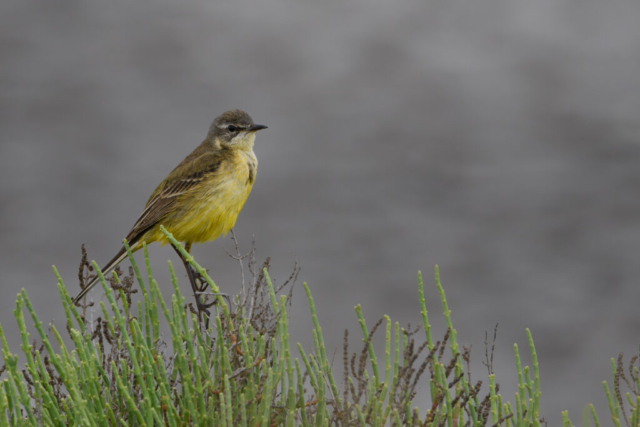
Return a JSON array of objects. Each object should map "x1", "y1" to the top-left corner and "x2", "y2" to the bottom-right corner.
[{"x1": 125, "y1": 154, "x2": 224, "y2": 243}]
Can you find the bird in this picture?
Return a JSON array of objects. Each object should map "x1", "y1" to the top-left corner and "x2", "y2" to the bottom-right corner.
[{"x1": 73, "y1": 109, "x2": 267, "y2": 318}]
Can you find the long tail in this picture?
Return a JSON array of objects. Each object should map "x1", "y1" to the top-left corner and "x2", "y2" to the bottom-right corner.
[{"x1": 72, "y1": 246, "x2": 131, "y2": 304}]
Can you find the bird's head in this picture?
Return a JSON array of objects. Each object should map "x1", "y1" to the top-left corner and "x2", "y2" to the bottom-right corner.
[{"x1": 209, "y1": 109, "x2": 268, "y2": 150}]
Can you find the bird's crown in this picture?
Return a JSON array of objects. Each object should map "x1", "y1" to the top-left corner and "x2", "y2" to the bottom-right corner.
[{"x1": 209, "y1": 109, "x2": 254, "y2": 135}]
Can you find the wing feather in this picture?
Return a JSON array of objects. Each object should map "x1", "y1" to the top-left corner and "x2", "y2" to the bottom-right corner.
[{"x1": 125, "y1": 157, "x2": 223, "y2": 243}]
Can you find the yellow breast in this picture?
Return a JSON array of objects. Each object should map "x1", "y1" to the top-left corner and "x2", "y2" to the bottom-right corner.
[{"x1": 151, "y1": 149, "x2": 257, "y2": 245}]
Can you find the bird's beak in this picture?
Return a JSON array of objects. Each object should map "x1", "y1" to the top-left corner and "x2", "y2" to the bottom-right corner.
[{"x1": 247, "y1": 124, "x2": 268, "y2": 132}]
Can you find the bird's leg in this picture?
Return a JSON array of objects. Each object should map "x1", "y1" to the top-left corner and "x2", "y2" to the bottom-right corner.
[
  {"x1": 183, "y1": 243, "x2": 218, "y2": 307},
  {"x1": 172, "y1": 242, "x2": 215, "y2": 327}
]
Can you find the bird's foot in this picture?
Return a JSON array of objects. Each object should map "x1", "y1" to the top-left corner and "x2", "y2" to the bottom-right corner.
[{"x1": 186, "y1": 264, "x2": 218, "y2": 328}]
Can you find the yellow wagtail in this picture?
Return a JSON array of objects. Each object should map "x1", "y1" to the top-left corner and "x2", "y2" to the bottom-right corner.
[{"x1": 73, "y1": 109, "x2": 267, "y2": 315}]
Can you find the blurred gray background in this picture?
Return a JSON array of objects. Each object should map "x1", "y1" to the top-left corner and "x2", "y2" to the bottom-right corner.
[{"x1": 2, "y1": 0, "x2": 640, "y2": 422}]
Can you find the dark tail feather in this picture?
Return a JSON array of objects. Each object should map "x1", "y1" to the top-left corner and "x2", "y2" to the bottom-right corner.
[{"x1": 72, "y1": 246, "x2": 130, "y2": 304}]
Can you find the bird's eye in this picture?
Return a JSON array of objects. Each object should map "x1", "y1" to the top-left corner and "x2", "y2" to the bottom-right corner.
[{"x1": 227, "y1": 125, "x2": 237, "y2": 132}]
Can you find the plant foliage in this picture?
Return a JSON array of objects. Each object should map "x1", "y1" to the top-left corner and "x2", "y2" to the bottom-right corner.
[{"x1": 0, "y1": 228, "x2": 635, "y2": 426}]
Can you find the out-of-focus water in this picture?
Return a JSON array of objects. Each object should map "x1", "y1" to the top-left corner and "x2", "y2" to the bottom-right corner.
[{"x1": 2, "y1": 0, "x2": 640, "y2": 422}]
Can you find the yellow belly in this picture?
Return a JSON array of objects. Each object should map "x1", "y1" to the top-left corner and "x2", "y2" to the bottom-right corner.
[{"x1": 145, "y1": 151, "x2": 255, "y2": 245}]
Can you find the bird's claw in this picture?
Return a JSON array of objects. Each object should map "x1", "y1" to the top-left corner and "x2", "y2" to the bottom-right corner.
[{"x1": 186, "y1": 264, "x2": 218, "y2": 328}]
